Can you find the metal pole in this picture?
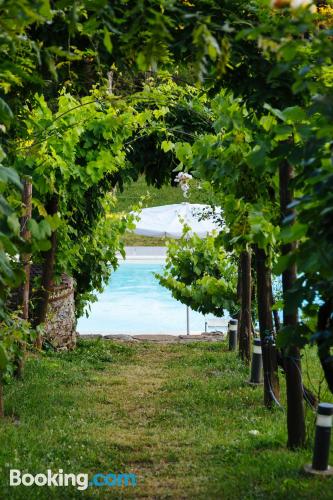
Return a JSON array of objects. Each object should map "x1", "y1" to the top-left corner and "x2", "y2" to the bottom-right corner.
[
  {"x1": 228, "y1": 319, "x2": 238, "y2": 351},
  {"x1": 305, "y1": 403, "x2": 333, "y2": 475},
  {"x1": 249, "y1": 338, "x2": 263, "y2": 385},
  {"x1": 186, "y1": 306, "x2": 190, "y2": 335}
]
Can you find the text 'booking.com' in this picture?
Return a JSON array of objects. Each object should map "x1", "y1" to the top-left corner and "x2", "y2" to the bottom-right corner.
[{"x1": 9, "y1": 469, "x2": 137, "y2": 490}]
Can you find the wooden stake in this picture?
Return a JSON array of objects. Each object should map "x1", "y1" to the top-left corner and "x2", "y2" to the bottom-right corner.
[
  {"x1": 0, "y1": 372, "x2": 4, "y2": 418},
  {"x1": 33, "y1": 194, "x2": 58, "y2": 349},
  {"x1": 20, "y1": 180, "x2": 32, "y2": 320},
  {"x1": 238, "y1": 250, "x2": 251, "y2": 364},
  {"x1": 15, "y1": 179, "x2": 32, "y2": 378}
]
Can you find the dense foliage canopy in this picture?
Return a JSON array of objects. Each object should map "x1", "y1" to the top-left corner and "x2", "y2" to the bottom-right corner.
[{"x1": 1, "y1": 0, "x2": 333, "y2": 451}]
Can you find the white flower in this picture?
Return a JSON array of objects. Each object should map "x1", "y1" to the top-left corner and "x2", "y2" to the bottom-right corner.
[
  {"x1": 271, "y1": 0, "x2": 316, "y2": 10},
  {"x1": 249, "y1": 429, "x2": 260, "y2": 436},
  {"x1": 174, "y1": 172, "x2": 193, "y2": 183},
  {"x1": 175, "y1": 172, "x2": 193, "y2": 198},
  {"x1": 290, "y1": 0, "x2": 313, "y2": 8}
]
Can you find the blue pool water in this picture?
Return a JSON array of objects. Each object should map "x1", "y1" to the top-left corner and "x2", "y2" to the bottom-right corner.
[{"x1": 77, "y1": 261, "x2": 211, "y2": 335}]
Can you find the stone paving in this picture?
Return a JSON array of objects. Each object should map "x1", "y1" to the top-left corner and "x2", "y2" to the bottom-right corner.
[{"x1": 78, "y1": 333, "x2": 226, "y2": 343}]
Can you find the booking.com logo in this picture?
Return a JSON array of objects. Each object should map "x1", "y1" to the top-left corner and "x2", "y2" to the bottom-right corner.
[{"x1": 9, "y1": 469, "x2": 137, "y2": 490}]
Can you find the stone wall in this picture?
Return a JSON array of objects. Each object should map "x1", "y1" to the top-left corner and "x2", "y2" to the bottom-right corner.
[
  {"x1": 44, "y1": 275, "x2": 76, "y2": 350},
  {"x1": 9, "y1": 270, "x2": 76, "y2": 351}
]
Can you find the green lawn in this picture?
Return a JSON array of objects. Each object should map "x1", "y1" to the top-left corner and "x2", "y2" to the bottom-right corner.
[
  {"x1": 114, "y1": 176, "x2": 207, "y2": 246},
  {"x1": 1, "y1": 340, "x2": 332, "y2": 499},
  {"x1": 114, "y1": 176, "x2": 206, "y2": 213}
]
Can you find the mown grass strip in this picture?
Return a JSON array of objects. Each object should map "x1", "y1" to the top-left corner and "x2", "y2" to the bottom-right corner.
[{"x1": 0, "y1": 340, "x2": 332, "y2": 499}]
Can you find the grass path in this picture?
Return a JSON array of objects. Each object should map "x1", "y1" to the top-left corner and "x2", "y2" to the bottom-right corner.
[{"x1": 1, "y1": 340, "x2": 333, "y2": 499}]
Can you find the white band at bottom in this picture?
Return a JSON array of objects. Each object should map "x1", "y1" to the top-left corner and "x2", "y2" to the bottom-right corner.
[{"x1": 317, "y1": 414, "x2": 333, "y2": 428}]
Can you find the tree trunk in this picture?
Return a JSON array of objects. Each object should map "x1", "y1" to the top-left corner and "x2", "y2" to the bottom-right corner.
[
  {"x1": 0, "y1": 372, "x2": 4, "y2": 418},
  {"x1": 15, "y1": 180, "x2": 33, "y2": 378},
  {"x1": 255, "y1": 245, "x2": 280, "y2": 408},
  {"x1": 279, "y1": 161, "x2": 305, "y2": 449},
  {"x1": 236, "y1": 258, "x2": 242, "y2": 345},
  {"x1": 33, "y1": 194, "x2": 58, "y2": 348},
  {"x1": 238, "y1": 250, "x2": 251, "y2": 364},
  {"x1": 317, "y1": 299, "x2": 333, "y2": 393}
]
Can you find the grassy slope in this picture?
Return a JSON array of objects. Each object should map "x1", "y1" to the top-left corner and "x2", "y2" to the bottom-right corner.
[
  {"x1": 115, "y1": 176, "x2": 206, "y2": 246},
  {"x1": 1, "y1": 340, "x2": 332, "y2": 499}
]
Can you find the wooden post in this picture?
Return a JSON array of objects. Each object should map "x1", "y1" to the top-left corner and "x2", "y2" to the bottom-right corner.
[
  {"x1": 0, "y1": 372, "x2": 4, "y2": 418},
  {"x1": 270, "y1": 275, "x2": 281, "y2": 334},
  {"x1": 33, "y1": 194, "x2": 59, "y2": 348},
  {"x1": 236, "y1": 258, "x2": 242, "y2": 346},
  {"x1": 279, "y1": 161, "x2": 305, "y2": 449},
  {"x1": 255, "y1": 245, "x2": 280, "y2": 408},
  {"x1": 15, "y1": 179, "x2": 32, "y2": 378},
  {"x1": 20, "y1": 180, "x2": 32, "y2": 320},
  {"x1": 238, "y1": 250, "x2": 251, "y2": 364}
]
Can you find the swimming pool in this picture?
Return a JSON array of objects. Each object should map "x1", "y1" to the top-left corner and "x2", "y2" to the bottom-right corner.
[{"x1": 77, "y1": 261, "x2": 212, "y2": 335}]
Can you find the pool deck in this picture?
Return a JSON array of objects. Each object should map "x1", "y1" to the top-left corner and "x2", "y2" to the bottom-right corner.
[
  {"x1": 78, "y1": 333, "x2": 226, "y2": 343},
  {"x1": 117, "y1": 246, "x2": 167, "y2": 261}
]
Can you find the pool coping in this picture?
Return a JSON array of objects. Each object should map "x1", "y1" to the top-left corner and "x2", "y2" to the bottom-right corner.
[
  {"x1": 77, "y1": 332, "x2": 227, "y2": 343},
  {"x1": 117, "y1": 246, "x2": 167, "y2": 261}
]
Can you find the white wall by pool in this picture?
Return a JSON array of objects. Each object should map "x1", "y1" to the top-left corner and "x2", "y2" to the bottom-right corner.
[{"x1": 77, "y1": 249, "x2": 223, "y2": 335}]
